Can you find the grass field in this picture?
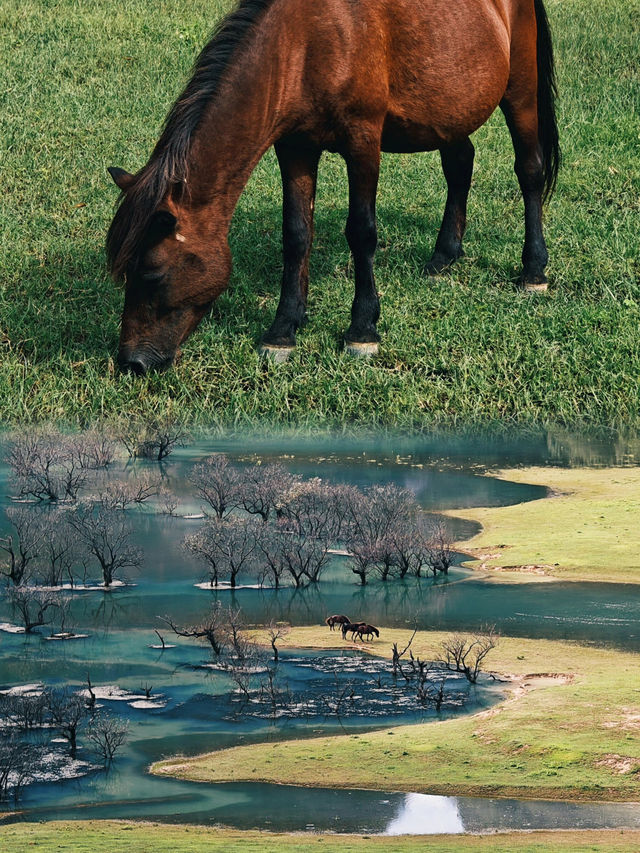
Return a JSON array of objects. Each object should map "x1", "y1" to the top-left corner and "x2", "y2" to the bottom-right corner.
[
  {"x1": 153, "y1": 628, "x2": 640, "y2": 801},
  {"x1": 4, "y1": 822, "x2": 640, "y2": 853},
  {"x1": 1, "y1": 0, "x2": 639, "y2": 428},
  {"x1": 448, "y1": 466, "x2": 640, "y2": 583}
]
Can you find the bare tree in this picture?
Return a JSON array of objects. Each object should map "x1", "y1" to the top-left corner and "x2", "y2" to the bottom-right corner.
[
  {"x1": 6, "y1": 431, "x2": 88, "y2": 502},
  {"x1": 0, "y1": 692, "x2": 48, "y2": 730},
  {"x1": 92, "y1": 476, "x2": 162, "y2": 511},
  {"x1": 0, "y1": 507, "x2": 46, "y2": 585},
  {"x1": 46, "y1": 687, "x2": 89, "y2": 758},
  {"x1": 389, "y1": 517, "x2": 432, "y2": 579},
  {"x1": 346, "y1": 484, "x2": 419, "y2": 543},
  {"x1": 278, "y1": 479, "x2": 344, "y2": 540},
  {"x1": 348, "y1": 537, "x2": 379, "y2": 586},
  {"x1": 184, "y1": 517, "x2": 260, "y2": 589},
  {"x1": 265, "y1": 620, "x2": 290, "y2": 661},
  {"x1": 426, "y1": 520, "x2": 456, "y2": 575},
  {"x1": 258, "y1": 668, "x2": 292, "y2": 719},
  {"x1": 0, "y1": 735, "x2": 37, "y2": 802},
  {"x1": 7, "y1": 586, "x2": 60, "y2": 633},
  {"x1": 117, "y1": 417, "x2": 188, "y2": 461},
  {"x1": 37, "y1": 509, "x2": 79, "y2": 587},
  {"x1": 239, "y1": 464, "x2": 300, "y2": 522},
  {"x1": 161, "y1": 602, "x2": 228, "y2": 656},
  {"x1": 74, "y1": 431, "x2": 117, "y2": 470},
  {"x1": 222, "y1": 606, "x2": 255, "y2": 663},
  {"x1": 274, "y1": 525, "x2": 330, "y2": 587},
  {"x1": 440, "y1": 629, "x2": 499, "y2": 683},
  {"x1": 190, "y1": 454, "x2": 242, "y2": 519},
  {"x1": 68, "y1": 506, "x2": 142, "y2": 587},
  {"x1": 86, "y1": 715, "x2": 129, "y2": 764}
]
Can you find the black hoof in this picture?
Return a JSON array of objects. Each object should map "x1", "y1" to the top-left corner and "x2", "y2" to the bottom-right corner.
[{"x1": 424, "y1": 250, "x2": 463, "y2": 276}]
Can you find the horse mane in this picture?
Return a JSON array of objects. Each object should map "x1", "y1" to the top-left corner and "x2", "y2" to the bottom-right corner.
[{"x1": 106, "y1": 0, "x2": 275, "y2": 280}]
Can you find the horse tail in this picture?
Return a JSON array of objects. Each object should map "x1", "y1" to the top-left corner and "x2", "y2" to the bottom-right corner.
[{"x1": 534, "y1": 0, "x2": 561, "y2": 202}]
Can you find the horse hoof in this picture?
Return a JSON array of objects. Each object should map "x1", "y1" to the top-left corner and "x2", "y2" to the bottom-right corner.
[
  {"x1": 259, "y1": 344, "x2": 294, "y2": 363},
  {"x1": 521, "y1": 280, "x2": 548, "y2": 293},
  {"x1": 344, "y1": 341, "x2": 379, "y2": 358}
]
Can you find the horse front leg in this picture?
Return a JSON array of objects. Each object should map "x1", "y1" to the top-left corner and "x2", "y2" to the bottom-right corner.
[
  {"x1": 260, "y1": 141, "x2": 320, "y2": 359},
  {"x1": 425, "y1": 138, "x2": 474, "y2": 275},
  {"x1": 501, "y1": 100, "x2": 549, "y2": 291},
  {"x1": 343, "y1": 135, "x2": 381, "y2": 357}
]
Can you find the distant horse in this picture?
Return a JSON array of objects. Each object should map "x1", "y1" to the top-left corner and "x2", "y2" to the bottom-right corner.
[
  {"x1": 341, "y1": 621, "x2": 366, "y2": 640},
  {"x1": 107, "y1": 0, "x2": 560, "y2": 373},
  {"x1": 354, "y1": 624, "x2": 380, "y2": 642},
  {"x1": 325, "y1": 614, "x2": 350, "y2": 631}
]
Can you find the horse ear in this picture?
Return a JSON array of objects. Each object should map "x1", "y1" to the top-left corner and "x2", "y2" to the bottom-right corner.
[{"x1": 107, "y1": 166, "x2": 137, "y2": 191}]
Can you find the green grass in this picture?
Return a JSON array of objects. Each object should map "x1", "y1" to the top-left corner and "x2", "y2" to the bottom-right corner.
[
  {"x1": 154, "y1": 630, "x2": 640, "y2": 801},
  {"x1": 3, "y1": 822, "x2": 640, "y2": 853},
  {"x1": 447, "y1": 466, "x2": 640, "y2": 583},
  {"x1": 0, "y1": 0, "x2": 638, "y2": 428}
]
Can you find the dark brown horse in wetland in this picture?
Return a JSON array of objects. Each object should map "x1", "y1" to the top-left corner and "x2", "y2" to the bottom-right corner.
[
  {"x1": 325, "y1": 614, "x2": 351, "y2": 631},
  {"x1": 107, "y1": 0, "x2": 560, "y2": 373}
]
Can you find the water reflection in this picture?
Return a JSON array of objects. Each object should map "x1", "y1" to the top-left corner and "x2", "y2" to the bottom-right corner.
[{"x1": 385, "y1": 793, "x2": 464, "y2": 834}]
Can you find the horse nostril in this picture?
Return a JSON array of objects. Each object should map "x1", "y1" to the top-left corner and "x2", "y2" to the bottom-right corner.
[
  {"x1": 126, "y1": 358, "x2": 148, "y2": 376},
  {"x1": 119, "y1": 355, "x2": 148, "y2": 376}
]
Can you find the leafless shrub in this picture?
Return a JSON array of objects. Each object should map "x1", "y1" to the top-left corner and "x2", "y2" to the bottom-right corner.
[
  {"x1": 74, "y1": 432, "x2": 117, "y2": 470},
  {"x1": 36, "y1": 510, "x2": 79, "y2": 587},
  {"x1": 439, "y1": 629, "x2": 499, "y2": 683},
  {"x1": 0, "y1": 692, "x2": 48, "y2": 730}
]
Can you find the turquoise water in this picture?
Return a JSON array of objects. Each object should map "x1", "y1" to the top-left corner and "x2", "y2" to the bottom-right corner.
[{"x1": 1, "y1": 434, "x2": 639, "y2": 831}]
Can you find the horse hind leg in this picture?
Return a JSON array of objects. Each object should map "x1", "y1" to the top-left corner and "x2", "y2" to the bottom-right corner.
[
  {"x1": 425, "y1": 138, "x2": 475, "y2": 275},
  {"x1": 343, "y1": 129, "x2": 382, "y2": 357},
  {"x1": 500, "y1": 96, "x2": 549, "y2": 291},
  {"x1": 260, "y1": 141, "x2": 321, "y2": 359}
]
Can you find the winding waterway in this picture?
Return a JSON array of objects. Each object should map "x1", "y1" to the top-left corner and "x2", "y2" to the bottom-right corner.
[{"x1": 1, "y1": 433, "x2": 639, "y2": 833}]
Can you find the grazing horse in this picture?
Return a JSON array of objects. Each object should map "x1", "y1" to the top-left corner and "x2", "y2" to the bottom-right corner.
[
  {"x1": 107, "y1": 0, "x2": 560, "y2": 372},
  {"x1": 325, "y1": 614, "x2": 350, "y2": 631},
  {"x1": 354, "y1": 624, "x2": 380, "y2": 642},
  {"x1": 341, "y1": 621, "x2": 366, "y2": 640}
]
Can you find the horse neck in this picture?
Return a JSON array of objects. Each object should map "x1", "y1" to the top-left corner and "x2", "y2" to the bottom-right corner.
[{"x1": 181, "y1": 12, "x2": 296, "y2": 228}]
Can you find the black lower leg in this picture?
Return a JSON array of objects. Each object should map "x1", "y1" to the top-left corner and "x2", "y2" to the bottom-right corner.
[
  {"x1": 425, "y1": 137, "x2": 474, "y2": 275},
  {"x1": 344, "y1": 146, "x2": 381, "y2": 344},
  {"x1": 517, "y1": 150, "x2": 548, "y2": 285},
  {"x1": 501, "y1": 101, "x2": 549, "y2": 286},
  {"x1": 262, "y1": 142, "x2": 320, "y2": 347}
]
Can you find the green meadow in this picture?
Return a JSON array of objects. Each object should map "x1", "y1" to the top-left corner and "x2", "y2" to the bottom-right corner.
[
  {"x1": 0, "y1": 0, "x2": 638, "y2": 428},
  {"x1": 2, "y1": 823, "x2": 640, "y2": 853}
]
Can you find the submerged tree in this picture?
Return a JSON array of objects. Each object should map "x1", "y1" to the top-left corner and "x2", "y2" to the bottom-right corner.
[
  {"x1": 426, "y1": 520, "x2": 456, "y2": 575},
  {"x1": 162, "y1": 601, "x2": 229, "y2": 656},
  {"x1": 68, "y1": 506, "x2": 142, "y2": 587},
  {"x1": 46, "y1": 687, "x2": 90, "y2": 759},
  {"x1": 7, "y1": 586, "x2": 61, "y2": 633},
  {"x1": 184, "y1": 517, "x2": 260, "y2": 588},
  {"x1": 0, "y1": 507, "x2": 46, "y2": 585},
  {"x1": 86, "y1": 714, "x2": 129, "y2": 764},
  {"x1": 6, "y1": 431, "x2": 89, "y2": 502},
  {"x1": 239, "y1": 463, "x2": 300, "y2": 522},
  {"x1": 190, "y1": 454, "x2": 242, "y2": 519}
]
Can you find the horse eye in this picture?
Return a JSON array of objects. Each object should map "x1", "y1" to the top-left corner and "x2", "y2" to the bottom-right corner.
[{"x1": 140, "y1": 268, "x2": 166, "y2": 284}]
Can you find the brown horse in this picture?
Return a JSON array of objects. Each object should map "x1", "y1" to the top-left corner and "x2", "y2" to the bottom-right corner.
[
  {"x1": 341, "y1": 621, "x2": 366, "y2": 640},
  {"x1": 108, "y1": 0, "x2": 560, "y2": 373},
  {"x1": 354, "y1": 624, "x2": 380, "y2": 642},
  {"x1": 325, "y1": 614, "x2": 350, "y2": 631}
]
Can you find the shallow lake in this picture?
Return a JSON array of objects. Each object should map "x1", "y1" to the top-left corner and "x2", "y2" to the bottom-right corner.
[{"x1": 1, "y1": 432, "x2": 639, "y2": 832}]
